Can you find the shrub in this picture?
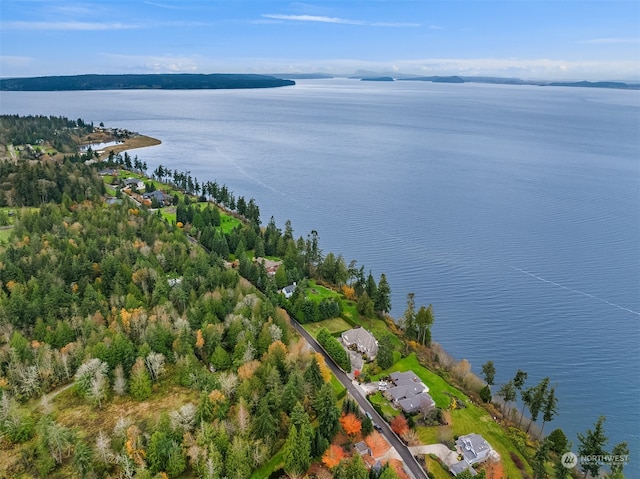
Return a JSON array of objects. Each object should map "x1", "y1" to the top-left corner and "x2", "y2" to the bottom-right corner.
[{"x1": 317, "y1": 328, "x2": 351, "y2": 372}]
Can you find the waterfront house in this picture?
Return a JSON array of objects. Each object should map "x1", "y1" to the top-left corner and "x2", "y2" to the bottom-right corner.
[
  {"x1": 455, "y1": 433, "x2": 493, "y2": 465},
  {"x1": 124, "y1": 177, "x2": 145, "y2": 191},
  {"x1": 341, "y1": 327, "x2": 378, "y2": 359},
  {"x1": 142, "y1": 189, "x2": 170, "y2": 205}
]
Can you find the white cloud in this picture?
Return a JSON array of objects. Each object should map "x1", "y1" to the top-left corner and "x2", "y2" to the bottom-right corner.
[
  {"x1": 2, "y1": 21, "x2": 141, "y2": 31},
  {"x1": 262, "y1": 14, "x2": 419, "y2": 27},
  {"x1": 262, "y1": 14, "x2": 364, "y2": 25},
  {"x1": 103, "y1": 53, "x2": 200, "y2": 73},
  {"x1": 204, "y1": 56, "x2": 640, "y2": 81}
]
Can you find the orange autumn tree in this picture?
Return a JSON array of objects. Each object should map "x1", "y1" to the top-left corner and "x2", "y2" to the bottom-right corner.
[
  {"x1": 341, "y1": 284, "x2": 356, "y2": 300},
  {"x1": 340, "y1": 413, "x2": 362, "y2": 436},
  {"x1": 390, "y1": 414, "x2": 409, "y2": 436},
  {"x1": 365, "y1": 431, "x2": 389, "y2": 457},
  {"x1": 322, "y1": 444, "x2": 345, "y2": 468}
]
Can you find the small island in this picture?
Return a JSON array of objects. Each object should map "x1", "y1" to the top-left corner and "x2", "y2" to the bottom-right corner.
[{"x1": 361, "y1": 76, "x2": 395, "y2": 82}]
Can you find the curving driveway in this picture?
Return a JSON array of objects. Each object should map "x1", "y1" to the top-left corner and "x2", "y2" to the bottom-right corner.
[{"x1": 409, "y1": 444, "x2": 459, "y2": 467}]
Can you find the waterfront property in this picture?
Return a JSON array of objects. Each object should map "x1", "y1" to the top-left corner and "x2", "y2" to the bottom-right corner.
[
  {"x1": 449, "y1": 433, "x2": 498, "y2": 476},
  {"x1": 341, "y1": 327, "x2": 379, "y2": 359},
  {"x1": 384, "y1": 370, "x2": 435, "y2": 414},
  {"x1": 124, "y1": 177, "x2": 145, "y2": 191}
]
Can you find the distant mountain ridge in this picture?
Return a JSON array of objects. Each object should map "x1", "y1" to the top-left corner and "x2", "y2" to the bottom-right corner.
[{"x1": 0, "y1": 73, "x2": 295, "y2": 91}]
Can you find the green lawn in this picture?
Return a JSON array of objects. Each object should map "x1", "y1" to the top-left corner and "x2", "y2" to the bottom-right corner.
[
  {"x1": 303, "y1": 317, "x2": 353, "y2": 338},
  {"x1": 219, "y1": 213, "x2": 242, "y2": 233},
  {"x1": 368, "y1": 391, "x2": 401, "y2": 421},
  {"x1": 306, "y1": 280, "x2": 341, "y2": 302},
  {"x1": 330, "y1": 374, "x2": 346, "y2": 399},
  {"x1": 426, "y1": 455, "x2": 453, "y2": 479}
]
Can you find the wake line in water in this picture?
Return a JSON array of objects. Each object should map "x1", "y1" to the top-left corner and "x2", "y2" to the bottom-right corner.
[
  {"x1": 510, "y1": 266, "x2": 640, "y2": 317},
  {"x1": 213, "y1": 145, "x2": 287, "y2": 197}
]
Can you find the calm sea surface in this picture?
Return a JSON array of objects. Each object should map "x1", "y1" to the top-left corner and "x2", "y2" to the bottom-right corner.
[{"x1": 2, "y1": 79, "x2": 639, "y2": 462}]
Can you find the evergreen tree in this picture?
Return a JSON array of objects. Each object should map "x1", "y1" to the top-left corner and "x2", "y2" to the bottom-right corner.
[
  {"x1": 541, "y1": 386, "x2": 558, "y2": 434},
  {"x1": 345, "y1": 453, "x2": 369, "y2": 479},
  {"x1": 402, "y1": 293, "x2": 416, "y2": 339},
  {"x1": 376, "y1": 334, "x2": 395, "y2": 370},
  {"x1": 481, "y1": 360, "x2": 496, "y2": 386},
  {"x1": 609, "y1": 441, "x2": 629, "y2": 476},
  {"x1": 532, "y1": 439, "x2": 551, "y2": 479},
  {"x1": 415, "y1": 303, "x2": 434, "y2": 345},
  {"x1": 314, "y1": 382, "x2": 341, "y2": 442},
  {"x1": 577, "y1": 416, "x2": 608, "y2": 479},
  {"x1": 373, "y1": 273, "x2": 391, "y2": 314},
  {"x1": 129, "y1": 357, "x2": 152, "y2": 401},
  {"x1": 304, "y1": 356, "x2": 325, "y2": 398},
  {"x1": 497, "y1": 380, "x2": 516, "y2": 415}
]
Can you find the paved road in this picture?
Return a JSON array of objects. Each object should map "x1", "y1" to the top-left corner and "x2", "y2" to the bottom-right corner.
[{"x1": 289, "y1": 317, "x2": 427, "y2": 479}]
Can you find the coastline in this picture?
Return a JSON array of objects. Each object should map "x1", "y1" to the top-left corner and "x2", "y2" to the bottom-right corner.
[{"x1": 96, "y1": 134, "x2": 161, "y2": 160}]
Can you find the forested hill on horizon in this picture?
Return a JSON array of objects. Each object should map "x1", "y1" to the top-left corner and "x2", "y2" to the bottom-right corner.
[{"x1": 0, "y1": 73, "x2": 295, "y2": 91}]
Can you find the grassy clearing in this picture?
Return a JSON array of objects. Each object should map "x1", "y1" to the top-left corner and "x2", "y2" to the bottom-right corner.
[
  {"x1": 219, "y1": 213, "x2": 242, "y2": 233},
  {"x1": 53, "y1": 380, "x2": 200, "y2": 442},
  {"x1": 306, "y1": 280, "x2": 341, "y2": 302},
  {"x1": 303, "y1": 317, "x2": 353, "y2": 338}
]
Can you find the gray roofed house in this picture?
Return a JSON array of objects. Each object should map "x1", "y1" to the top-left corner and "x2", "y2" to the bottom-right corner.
[
  {"x1": 455, "y1": 433, "x2": 493, "y2": 465},
  {"x1": 142, "y1": 190, "x2": 170, "y2": 204},
  {"x1": 389, "y1": 371, "x2": 421, "y2": 385},
  {"x1": 397, "y1": 393, "x2": 435, "y2": 414},
  {"x1": 450, "y1": 459, "x2": 477, "y2": 476},
  {"x1": 354, "y1": 441, "x2": 371, "y2": 456},
  {"x1": 386, "y1": 369, "x2": 435, "y2": 414},
  {"x1": 386, "y1": 383, "x2": 425, "y2": 402},
  {"x1": 341, "y1": 327, "x2": 378, "y2": 359}
]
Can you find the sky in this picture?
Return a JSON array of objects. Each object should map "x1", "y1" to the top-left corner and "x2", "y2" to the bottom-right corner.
[{"x1": 1, "y1": 0, "x2": 639, "y2": 81}]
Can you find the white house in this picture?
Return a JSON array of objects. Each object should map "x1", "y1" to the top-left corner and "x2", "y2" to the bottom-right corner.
[
  {"x1": 455, "y1": 433, "x2": 493, "y2": 465},
  {"x1": 281, "y1": 282, "x2": 297, "y2": 299},
  {"x1": 124, "y1": 177, "x2": 145, "y2": 191}
]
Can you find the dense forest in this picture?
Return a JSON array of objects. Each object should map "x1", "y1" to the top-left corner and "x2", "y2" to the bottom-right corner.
[
  {"x1": 0, "y1": 115, "x2": 94, "y2": 153},
  {"x1": 0, "y1": 163, "x2": 402, "y2": 478},
  {"x1": 0, "y1": 74, "x2": 295, "y2": 91}
]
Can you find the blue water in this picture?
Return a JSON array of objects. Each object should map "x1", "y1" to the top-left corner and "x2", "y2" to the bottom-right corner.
[{"x1": 2, "y1": 79, "x2": 639, "y2": 464}]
